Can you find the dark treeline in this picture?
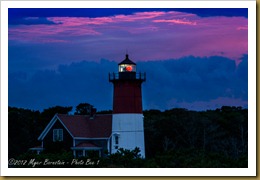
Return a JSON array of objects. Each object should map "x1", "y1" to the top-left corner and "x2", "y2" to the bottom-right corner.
[
  {"x1": 8, "y1": 105, "x2": 247, "y2": 168},
  {"x1": 143, "y1": 106, "x2": 248, "y2": 167}
]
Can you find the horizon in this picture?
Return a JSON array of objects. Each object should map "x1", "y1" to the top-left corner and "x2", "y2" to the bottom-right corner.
[{"x1": 8, "y1": 103, "x2": 248, "y2": 114}]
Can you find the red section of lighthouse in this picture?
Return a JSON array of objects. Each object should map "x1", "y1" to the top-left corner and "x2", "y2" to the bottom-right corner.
[{"x1": 109, "y1": 54, "x2": 146, "y2": 114}]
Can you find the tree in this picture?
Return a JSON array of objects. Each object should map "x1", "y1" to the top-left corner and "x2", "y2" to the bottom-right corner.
[
  {"x1": 41, "y1": 106, "x2": 72, "y2": 119},
  {"x1": 107, "y1": 147, "x2": 143, "y2": 167},
  {"x1": 143, "y1": 106, "x2": 248, "y2": 167},
  {"x1": 8, "y1": 107, "x2": 41, "y2": 158},
  {"x1": 40, "y1": 106, "x2": 73, "y2": 128},
  {"x1": 8, "y1": 105, "x2": 248, "y2": 168},
  {"x1": 74, "y1": 103, "x2": 94, "y2": 115}
]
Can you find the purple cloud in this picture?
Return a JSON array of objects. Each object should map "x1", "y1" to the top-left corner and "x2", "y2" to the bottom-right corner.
[
  {"x1": 9, "y1": 10, "x2": 247, "y2": 66},
  {"x1": 8, "y1": 56, "x2": 248, "y2": 111}
]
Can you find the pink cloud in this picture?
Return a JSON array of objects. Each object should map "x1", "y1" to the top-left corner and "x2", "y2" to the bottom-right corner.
[
  {"x1": 113, "y1": 11, "x2": 165, "y2": 22},
  {"x1": 48, "y1": 17, "x2": 113, "y2": 26},
  {"x1": 153, "y1": 19, "x2": 197, "y2": 25},
  {"x1": 9, "y1": 10, "x2": 248, "y2": 63},
  {"x1": 237, "y1": 26, "x2": 248, "y2": 30}
]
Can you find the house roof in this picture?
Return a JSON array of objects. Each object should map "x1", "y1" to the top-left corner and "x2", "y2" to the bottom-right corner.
[
  {"x1": 75, "y1": 142, "x2": 99, "y2": 148},
  {"x1": 71, "y1": 142, "x2": 102, "y2": 150},
  {"x1": 38, "y1": 114, "x2": 112, "y2": 140},
  {"x1": 57, "y1": 114, "x2": 112, "y2": 138}
]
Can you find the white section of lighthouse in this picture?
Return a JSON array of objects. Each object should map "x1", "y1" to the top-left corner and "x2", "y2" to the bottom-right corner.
[{"x1": 109, "y1": 54, "x2": 146, "y2": 158}]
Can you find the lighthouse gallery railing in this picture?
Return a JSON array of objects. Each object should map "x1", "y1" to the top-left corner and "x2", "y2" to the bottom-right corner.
[{"x1": 109, "y1": 72, "x2": 146, "y2": 82}]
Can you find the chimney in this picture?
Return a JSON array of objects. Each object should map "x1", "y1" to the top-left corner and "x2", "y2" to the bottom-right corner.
[{"x1": 90, "y1": 108, "x2": 97, "y2": 119}]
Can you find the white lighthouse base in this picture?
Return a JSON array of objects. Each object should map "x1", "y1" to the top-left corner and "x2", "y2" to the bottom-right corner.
[{"x1": 111, "y1": 113, "x2": 145, "y2": 158}]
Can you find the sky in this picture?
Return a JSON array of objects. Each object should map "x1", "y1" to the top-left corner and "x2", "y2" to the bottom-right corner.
[{"x1": 8, "y1": 8, "x2": 248, "y2": 112}]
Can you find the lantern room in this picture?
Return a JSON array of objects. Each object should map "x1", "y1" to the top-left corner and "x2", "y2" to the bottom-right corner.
[
  {"x1": 118, "y1": 54, "x2": 136, "y2": 73},
  {"x1": 109, "y1": 54, "x2": 146, "y2": 82}
]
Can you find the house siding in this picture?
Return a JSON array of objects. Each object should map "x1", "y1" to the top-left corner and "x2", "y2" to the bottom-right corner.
[{"x1": 43, "y1": 120, "x2": 73, "y2": 151}]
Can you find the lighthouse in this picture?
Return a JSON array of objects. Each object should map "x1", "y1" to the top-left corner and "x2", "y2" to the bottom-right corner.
[{"x1": 109, "y1": 54, "x2": 146, "y2": 158}]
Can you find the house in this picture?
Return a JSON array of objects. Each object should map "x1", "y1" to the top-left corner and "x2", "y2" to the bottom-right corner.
[
  {"x1": 33, "y1": 113, "x2": 112, "y2": 157},
  {"x1": 32, "y1": 54, "x2": 146, "y2": 158}
]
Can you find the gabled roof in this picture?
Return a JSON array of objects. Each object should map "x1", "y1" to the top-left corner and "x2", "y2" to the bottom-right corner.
[
  {"x1": 58, "y1": 114, "x2": 112, "y2": 138},
  {"x1": 38, "y1": 114, "x2": 112, "y2": 140},
  {"x1": 118, "y1": 54, "x2": 136, "y2": 65}
]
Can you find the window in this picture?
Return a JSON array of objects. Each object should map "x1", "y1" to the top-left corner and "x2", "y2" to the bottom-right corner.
[
  {"x1": 115, "y1": 136, "x2": 119, "y2": 145},
  {"x1": 114, "y1": 134, "x2": 119, "y2": 149},
  {"x1": 53, "y1": 129, "x2": 63, "y2": 142},
  {"x1": 119, "y1": 64, "x2": 136, "y2": 72}
]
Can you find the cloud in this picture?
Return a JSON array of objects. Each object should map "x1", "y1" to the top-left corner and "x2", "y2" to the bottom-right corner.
[
  {"x1": 167, "y1": 97, "x2": 248, "y2": 111},
  {"x1": 153, "y1": 19, "x2": 197, "y2": 25},
  {"x1": 237, "y1": 26, "x2": 248, "y2": 30},
  {"x1": 8, "y1": 55, "x2": 248, "y2": 111},
  {"x1": 8, "y1": 10, "x2": 247, "y2": 63},
  {"x1": 9, "y1": 17, "x2": 58, "y2": 25},
  {"x1": 173, "y1": 8, "x2": 248, "y2": 18},
  {"x1": 139, "y1": 55, "x2": 248, "y2": 110}
]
